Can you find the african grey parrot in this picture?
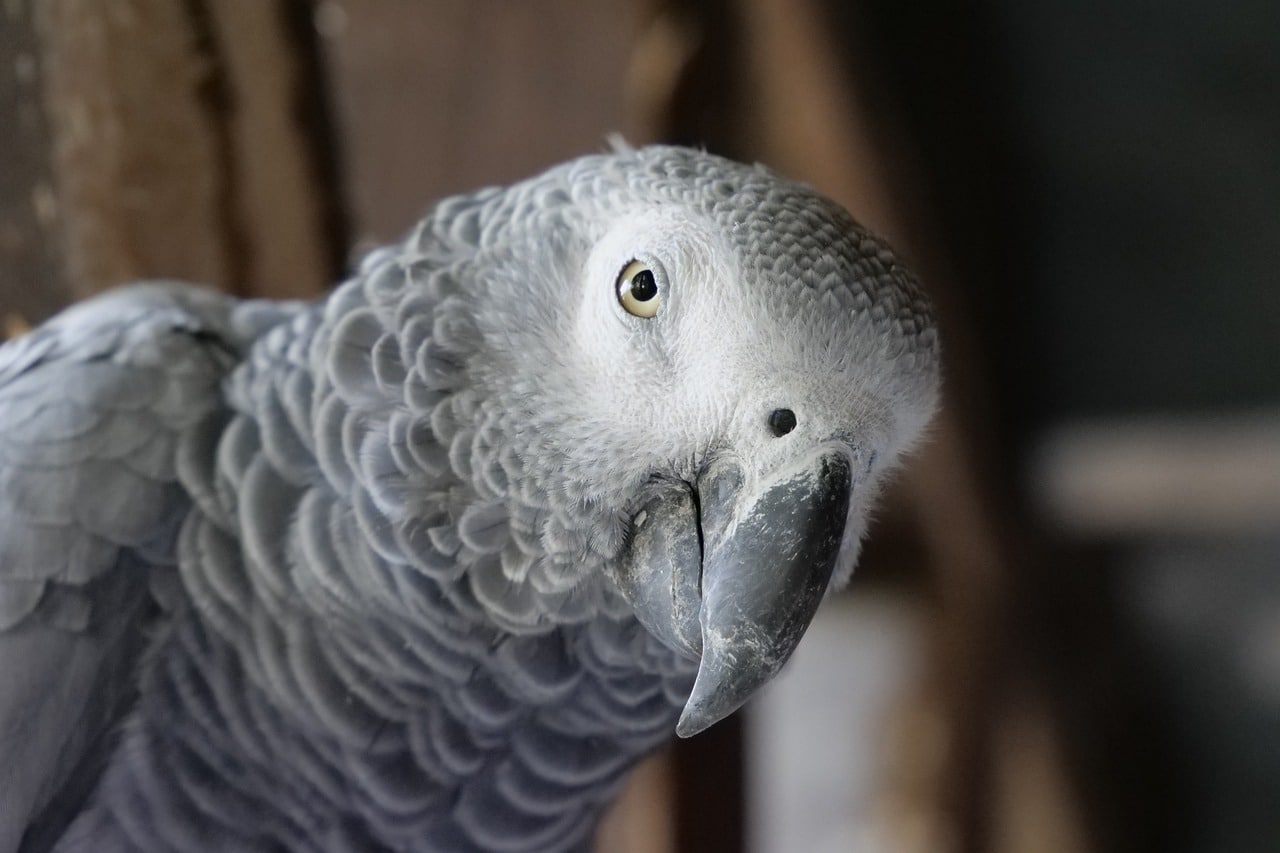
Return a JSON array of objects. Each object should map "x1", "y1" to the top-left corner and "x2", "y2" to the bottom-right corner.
[{"x1": 0, "y1": 145, "x2": 938, "y2": 852}]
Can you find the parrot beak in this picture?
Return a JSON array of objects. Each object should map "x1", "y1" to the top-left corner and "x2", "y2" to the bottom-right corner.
[{"x1": 617, "y1": 449, "x2": 853, "y2": 738}]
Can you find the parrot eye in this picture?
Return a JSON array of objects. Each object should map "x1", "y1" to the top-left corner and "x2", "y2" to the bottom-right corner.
[{"x1": 616, "y1": 260, "x2": 662, "y2": 318}]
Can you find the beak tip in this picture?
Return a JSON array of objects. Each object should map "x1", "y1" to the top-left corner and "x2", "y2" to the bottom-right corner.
[
  {"x1": 673, "y1": 633, "x2": 771, "y2": 738},
  {"x1": 675, "y1": 694, "x2": 725, "y2": 738},
  {"x1": 675, "y1": 713, "x2": 708, "y2": 739}
]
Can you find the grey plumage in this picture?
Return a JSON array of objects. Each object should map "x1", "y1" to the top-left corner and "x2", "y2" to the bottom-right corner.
[{"x1": 0, "y1": 146, "x2": 938, "y2": 852}]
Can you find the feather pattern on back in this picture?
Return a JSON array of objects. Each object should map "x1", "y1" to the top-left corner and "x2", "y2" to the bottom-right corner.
[{"x1": 0, "y1": 285, "x2": 293, "y2": 852}]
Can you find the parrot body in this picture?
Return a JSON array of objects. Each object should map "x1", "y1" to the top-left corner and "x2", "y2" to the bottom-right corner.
[{"x1": 0, "y1": 146, "x2": 938, "y2": 852}]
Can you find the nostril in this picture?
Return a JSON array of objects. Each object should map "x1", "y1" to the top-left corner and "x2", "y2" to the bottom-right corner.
[{"x1": 768, "y1": 408, "x2": 797, "y2": 437}]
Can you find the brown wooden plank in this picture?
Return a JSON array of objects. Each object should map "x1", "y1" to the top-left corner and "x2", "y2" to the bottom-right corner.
[
  {"x1": 316, "y1": 0, "x2": 651, "y2": 244},
  {"x1": 595, "y1": 751, "x2": 678, "y2": 853},
  {"x1": 36, "y1": 0, "x2": 235, "y2": 296},
  {"x1": 32, "y1": 0, "x2": 342, "y2": 301},
  {"x1": 1, "y1": 0, "x2": 73, "y2": 327},
  {"x1": 205, "y1": 0, "x2": 346, "y2": 298}
]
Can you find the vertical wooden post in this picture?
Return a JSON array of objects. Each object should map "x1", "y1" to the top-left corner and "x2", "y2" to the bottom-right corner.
[
  {"x1": 203, "y1": 1, "x2": 347, "y2": 298},
  {"x1": 37, "y1": 0, "x2": 238, "y2": 296},
  {"x1": 595, "y1": 751, "x2": 679, "y2": 853},
  {"x1": 0, "y1": 0, "x2": 72, "y2": 330},
  {"x1": 19, "y1": 0, "x2": 344, "y2": 305}
]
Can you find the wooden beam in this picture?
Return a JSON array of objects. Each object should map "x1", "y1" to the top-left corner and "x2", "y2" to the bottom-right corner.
[
  {"x1": 37, "y1": 0, "x2": 235, "y2": 296},
  {"x1": 204, "y1": 0, "x2": 347, "y2": 298},
  {"x1": 595, "y1": 752, "x2": 678, "y2": 853},
  {"x1": 31, "y1": 0, "x2": 343, "y2": 301},
  {"x1": 1, "y1": 1, "x2": 74, "y2": 326}
]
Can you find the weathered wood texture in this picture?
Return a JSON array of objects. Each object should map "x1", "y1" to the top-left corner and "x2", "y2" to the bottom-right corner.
[
  {"x1": 38, "y1": 0, "x2": 233, "y2": 296},
  {"x1": 16, "y1": 0, "x2": 342, "y2": 305},
  {"x1": 317, "y1": 0, "x2": 651, "y2": 244},
  {"x1": 203, "y1": 0, "x2": 347, "y2": 297},
  {"x1": 0, "y1": 1, "x2": 70, "y2": 329}
]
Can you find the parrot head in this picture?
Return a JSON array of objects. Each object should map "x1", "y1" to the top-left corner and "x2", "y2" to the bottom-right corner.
[{"x1": 427, "y1": 145, "x2": 938, "y2": 737}]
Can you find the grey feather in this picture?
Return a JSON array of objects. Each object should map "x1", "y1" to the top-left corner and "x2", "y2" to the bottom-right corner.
[
  {"x1": 0, "y1": 285, "x2": 292, "y2": 852},
  {"x1": 0, "y1": 147, "x2": 938, "y2": 852}
]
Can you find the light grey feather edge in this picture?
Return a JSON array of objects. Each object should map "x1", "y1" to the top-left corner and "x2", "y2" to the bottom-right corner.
[{"x1": 0, "y1": 283, "x2": 299, "y2": 853}]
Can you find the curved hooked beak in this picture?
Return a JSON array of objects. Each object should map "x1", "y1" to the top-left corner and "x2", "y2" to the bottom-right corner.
[{"x1": 616, "y1": 450, "x2": 853, "y2": 737}]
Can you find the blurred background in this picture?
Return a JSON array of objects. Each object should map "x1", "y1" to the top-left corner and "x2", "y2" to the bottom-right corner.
[{"x1": 2, "y1": 1, "x2": 1277, "y2": 851}]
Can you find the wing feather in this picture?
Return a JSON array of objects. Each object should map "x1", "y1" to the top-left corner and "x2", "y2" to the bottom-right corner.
[{"x1": 0, "y1": 284, "x2": 283, "y2": 853}]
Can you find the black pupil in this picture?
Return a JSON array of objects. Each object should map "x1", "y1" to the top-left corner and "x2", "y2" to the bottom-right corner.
[{"x1": 629, "y1": 269, "x2": 658, "y2": 302}]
